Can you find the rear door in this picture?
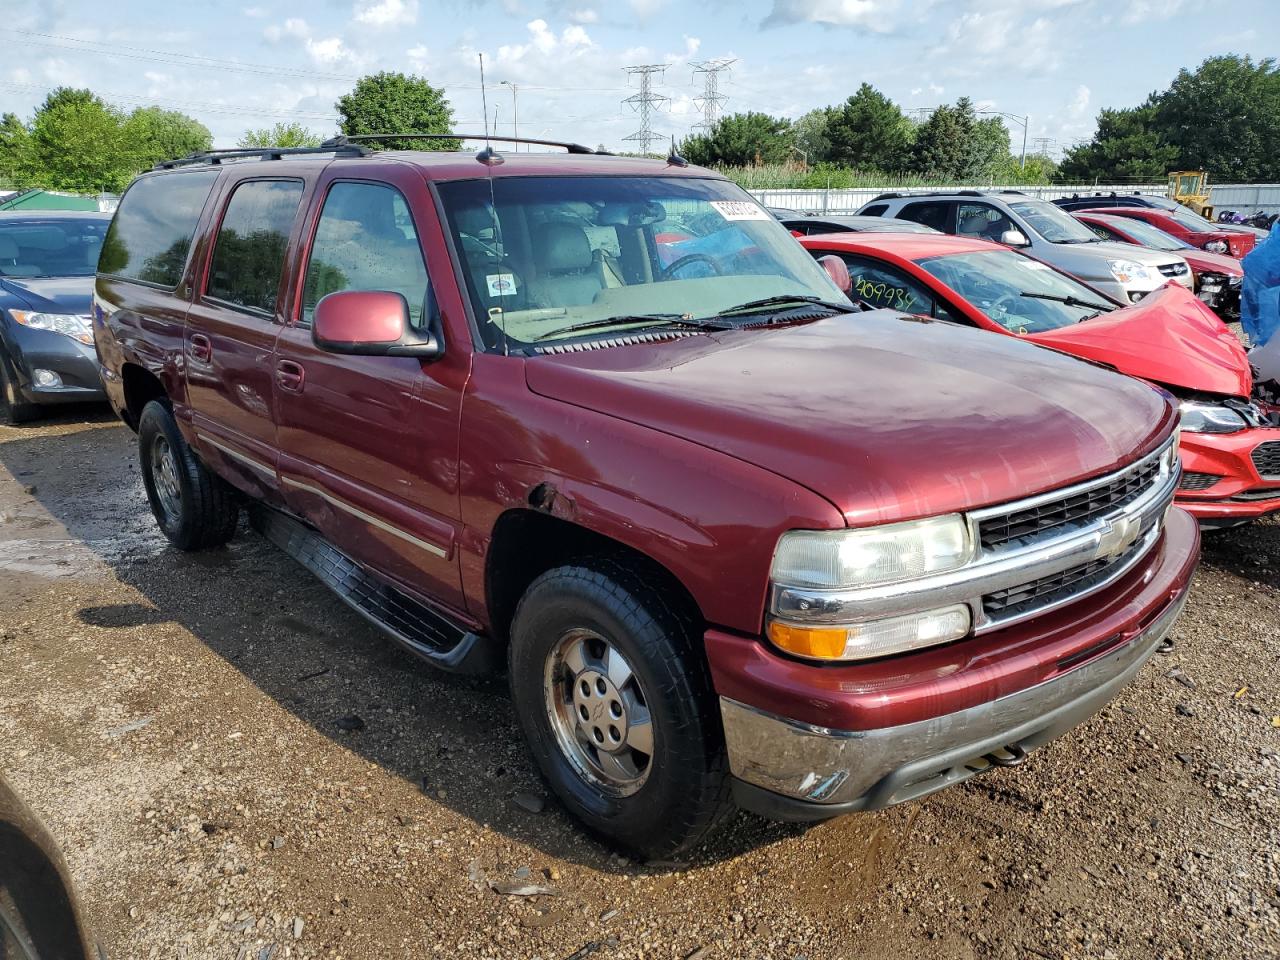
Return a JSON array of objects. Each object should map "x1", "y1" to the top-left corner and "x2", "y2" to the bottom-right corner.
[
  {"x1": 272, "y1": 168, "x2": 469, "y2": 611},
  {"x1": 895, "y1": 200, "x2": 954, "y2": 234},
  {"x1": 185, "y1": 177, "x2": 307, "y2": 497}
]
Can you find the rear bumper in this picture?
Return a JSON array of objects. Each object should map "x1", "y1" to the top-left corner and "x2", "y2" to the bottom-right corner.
[
  {"x1": 1175, "y1": 428, "x2": 1280, "y2": 524},
  {"x1": 708, "y1": 507, "x2": 1199, "y2": 818}
]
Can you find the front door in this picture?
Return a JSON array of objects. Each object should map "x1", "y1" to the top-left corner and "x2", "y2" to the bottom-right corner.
[
  {"x1": 185, "y1": 177, "x2": 306, "y2": 496},
  {"x1": 272, "y1": 173, "x2": 468, "y2": 611}
]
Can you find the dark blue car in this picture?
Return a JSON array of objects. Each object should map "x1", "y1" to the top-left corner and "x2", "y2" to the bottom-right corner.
[{"x1": 0, "y1": 210, "x2": 110, "y2": 424}]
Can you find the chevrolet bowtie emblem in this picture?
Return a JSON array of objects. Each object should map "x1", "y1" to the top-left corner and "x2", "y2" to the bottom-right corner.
[{"x1": 1097, "y1": 514, "x2": 1142, "y2": 560}]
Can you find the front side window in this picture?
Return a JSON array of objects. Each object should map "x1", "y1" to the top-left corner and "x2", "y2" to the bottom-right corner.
[
  {"x1": 437, "y1": 176, "x2": 846, "y2": 351},
  {"x1": 832, "y1": 253, "x2": 939, "y2": 317},
  {"x1": 0, "y1": 216, "x2": 108, "y2": 278},
  {"x1": 99, "y1": 170, "x2": 219, "y2": 287},
  {"x1": 206, "y1": 179, "x2": 303, "y2": 314},
  {"x1": 917, "y1": 249, "x2": 1115, "y2": 334},
  {"x1": 956, "y1": 203, "x2": 1016, "y2": 243},
  {"x1": 1164, "y1": 209, "x2": 1216, "y2": 234},
  {"x1": 1007, "y1": 199, "x2": 1100, "y2": 244},
  {"x1": 301, "y1": 182, "x2": 430, "y2": 328},
  {"x1": 1084, "y1": 221, "x2": 1122, "y2": 242}
]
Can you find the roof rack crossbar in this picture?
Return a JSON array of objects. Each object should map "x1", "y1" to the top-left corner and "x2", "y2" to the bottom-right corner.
[
  {"x1": 154, "y1": 144, "x2": 370, "y2": 169},
  {"x1": 322, "y1": 133, "x2": 607, "y2": 155}
]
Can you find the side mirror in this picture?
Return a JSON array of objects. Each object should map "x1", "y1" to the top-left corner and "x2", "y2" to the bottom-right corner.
[
  {"x1": 817, "y1": 254, "x2": 852, "y2": 294},
  {"x1": 313, "y1": 290, "x2": 441, "y2": 358},
  {"x1": 1000, "y1": 229, "x2": 1030, "y2": 248}
]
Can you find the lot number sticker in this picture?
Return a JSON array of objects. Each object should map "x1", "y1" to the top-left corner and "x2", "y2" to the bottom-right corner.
[
  {"x1": 709, "y1": 200, "x2": 771, "y2": 222},
  {"x1": 487, "y1": 273, "x2": 519, "y2": 297}
]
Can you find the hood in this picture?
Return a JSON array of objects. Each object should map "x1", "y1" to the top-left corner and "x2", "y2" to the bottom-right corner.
[
  {"x1": 0, "y1": 276, "x2": 93, "y2": 316},
  {"x1": 1181, "y1": 249, "x2": 1243, "y2": 276},
  {"x1": 1034, "y1": 284, "x2": 1250, "y2": 398},
  {"x1": 1089, "y1": 240, "x2": 1185, "y2": 269},
  {"x1": 1037, "y1": 240, "x2": 1179, "y2": 280},
  {"x1": 525, "y1": 311, "x2": 1173, "y2": 526}
]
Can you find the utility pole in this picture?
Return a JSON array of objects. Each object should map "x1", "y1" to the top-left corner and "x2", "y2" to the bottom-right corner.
[
  {"x1": 978, "y1": 110, "x2": 1029, "y2": 169},
  {"x1": 689, "y1": 57, "x2": 736, "y2": 133},
  {"x1": 621, "y1": 64, "x2": 669, "y2": 155},
  {"x1": 500, "y1": 81, "x2": 519, "y2": 150}
]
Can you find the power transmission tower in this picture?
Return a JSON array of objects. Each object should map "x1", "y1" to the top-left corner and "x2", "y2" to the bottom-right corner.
[
  {"x1": 1032, "y1": 136, "x2": 1053, "y2": 157},
  {"x1": 689, "y1": 57, "x2": 736, "y2": 133},
  {"x1": 621, "y1": 64, "x2": 669, "y2": 155}
]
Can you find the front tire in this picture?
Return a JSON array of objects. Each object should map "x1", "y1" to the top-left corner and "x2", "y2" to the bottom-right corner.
[
  {"x1": 137, "y1": 400, "x2": 239, "y2": 550},
  {"x1": 0, "y1": 346, "x2": 40, "y2": 425},
  {"x1": 508, "y1": 561, "x2": 730, "y2": 859}
]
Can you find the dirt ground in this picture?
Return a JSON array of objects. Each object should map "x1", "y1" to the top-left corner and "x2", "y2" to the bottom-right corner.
[{"x1": 1, "y1": 408, "x2": 1277, "y2": 960}]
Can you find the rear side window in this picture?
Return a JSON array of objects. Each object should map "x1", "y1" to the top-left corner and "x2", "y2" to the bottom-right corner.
[
  {"x1": 898, "y1": 202, "x2": 950, "y2": 232},
  {"x1": 860, "y1": 204, "x2": 889, "y2": 218},
  {"x1": 99, "y1": 170, "x2": 218, "y2": 287},
  {"x1": 301, "y1": 181, "x2": 429, "y2": 328},
  {"x1": 206, "y1": 179, "x2": 304, "y2": 315}
]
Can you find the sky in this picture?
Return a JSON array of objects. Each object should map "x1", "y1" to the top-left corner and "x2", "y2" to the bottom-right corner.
[{"x1": 2, "y1": 0, "x2": 1275, "y2": 156}]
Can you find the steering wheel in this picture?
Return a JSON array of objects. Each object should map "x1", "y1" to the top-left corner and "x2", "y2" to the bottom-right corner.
[
  {"x1": 987, "y1": 293, "x2": 1020, "y2": 319},
  {"x1": 661, "y1": 253, "x2": 723, "y2": 280}
]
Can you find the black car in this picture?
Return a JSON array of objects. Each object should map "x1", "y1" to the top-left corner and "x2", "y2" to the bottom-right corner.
[
  {"x1": 0, "y1": 211, "x2": 110, "y2": 424},
  {"x1": 780, "y1": 214, "x2": 941, "y2": 236},
  {"x1": 1054, "y1": 192, "x2": 1268, "y2": 240}
]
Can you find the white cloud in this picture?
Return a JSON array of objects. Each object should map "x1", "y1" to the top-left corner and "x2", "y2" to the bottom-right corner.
[
  {"x1": 1120, "y1": 0, "x2": 1185, "y2": 24},
  {"x1": 567, "y1": 8, "x2": 598, "y2": 23},
  {"x1": 263, "y1": 17, "x2": 360, "y2": 67},
  {"x1": 1068, "y1": 84, "x2": 1090, "y2": 118},
  {"x1": 242, "y1": 6, "x2": 268, "y2": 18},
  {"x1": 494, "y1": 18, "x2": 594, "y2": 65},
  {"x1": 763, "y1": 0, "x2": 896, "y2": 29},
  {"x1": 629, "y1": 0, "x2": 666, "y2": 17},
  {"x1": 353, "y1": 0, "x2": 419, "y2": 28}
]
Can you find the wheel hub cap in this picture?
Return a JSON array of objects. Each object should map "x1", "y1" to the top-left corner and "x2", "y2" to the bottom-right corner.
[
  {"x1": 545, "y1": 629, "x2": 653, "y2": 796},
  {"x1": 152, "y1": 437, "x2": 182, "y2": 521}
]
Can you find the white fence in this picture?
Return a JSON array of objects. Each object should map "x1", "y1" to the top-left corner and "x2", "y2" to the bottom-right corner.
[{"x1": 746, "y1": 183, "x2": 1279, "y2": 216}]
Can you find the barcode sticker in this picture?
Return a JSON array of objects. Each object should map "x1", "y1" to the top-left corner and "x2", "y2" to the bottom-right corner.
[{"x1": 709, "y1": 200, "x2": 771, "y2": 222}]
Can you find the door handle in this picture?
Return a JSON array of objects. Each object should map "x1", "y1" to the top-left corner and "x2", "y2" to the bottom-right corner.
[
  {"x1": 276, "y1": 359, "x2": 305, "y2": 393},
  {"x1": 189, "y1": 333, "x2": 212, "y2": 364}
]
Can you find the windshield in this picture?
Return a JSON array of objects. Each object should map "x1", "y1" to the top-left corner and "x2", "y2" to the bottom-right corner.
[
  {"x1": 1100, "y1": 216, "x2": 1192, "y2": 251},
  {"x1": 437, "y1": 176, "x2": 846, "y2": 350},
  {"x1": 1008, "y1": 199, "x2": 1100, "y2": 244},
  {"x1": 1165, "y1": 209, "x2": 1217, "y2": 234},
  {"x1": 917, "y1": 249, "x2": 1115, "y2": 333},
  {"x1": 0, "y1": 217, "x2": 108, "y2": 278}
]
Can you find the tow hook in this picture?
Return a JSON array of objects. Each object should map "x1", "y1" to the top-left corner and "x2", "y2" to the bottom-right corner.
[{"x1": 982, "y1": 744, "x2": 1028, "y2": 768}]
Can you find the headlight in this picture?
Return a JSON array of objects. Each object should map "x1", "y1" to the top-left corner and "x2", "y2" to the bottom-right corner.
[
  {"x1": 767, "y1": 604, "x2": 972, "y2": 661},
  {"x1": 1179, "y1": 400, "x2": 1246, "y2": 434},
  {"x1": 770, "y1": 515, "x2": 972, "y2": 590},
  {"x1": 1205, "y1": 240, "x2": 1228, "y2": 254},
  {"x1": 1108, "y1": 259, "x2": 1152, "y2": 284},
  {"x1": 10, "y1": 310, "x2": 94, "y2": 345}
]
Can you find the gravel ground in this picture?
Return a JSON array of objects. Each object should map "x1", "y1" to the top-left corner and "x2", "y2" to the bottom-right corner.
[{"x1": 1, "y1": 409, "x2": 1278, "y2": 960}]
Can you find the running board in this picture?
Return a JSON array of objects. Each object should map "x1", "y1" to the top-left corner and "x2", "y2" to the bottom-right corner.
[{"x1": 250, "y1": 506, "x2": 500, "y2": 675}]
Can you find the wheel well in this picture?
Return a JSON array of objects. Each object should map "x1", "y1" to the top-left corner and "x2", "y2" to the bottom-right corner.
[
  {"x1": 121, "y1": 363, "x2": 168, "y2": 430},
  {"x1": 485, "y1": 509, "x2": 703, "y2": 644}
]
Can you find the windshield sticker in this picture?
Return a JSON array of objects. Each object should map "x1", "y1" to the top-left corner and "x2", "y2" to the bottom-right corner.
[
  {"x1": 487, "y1": 273, "x2": 518, "y2": 297},
  {"x1": 853, "y1": 276, "x2": 917, "y2": 312},
  {"x1": 709, "y1": 200, "x2": 771, "y2": 222},
  {"x1": 1017, "y1": 260, "x2": 1052, "y2": 271}
]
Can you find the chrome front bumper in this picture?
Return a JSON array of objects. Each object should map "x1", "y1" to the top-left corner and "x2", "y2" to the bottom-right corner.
[{"x1": 722, "y1": 590, "x2": 1187, "y2": 817}]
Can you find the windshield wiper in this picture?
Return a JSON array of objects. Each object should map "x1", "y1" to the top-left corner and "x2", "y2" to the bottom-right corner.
[
  {"x1": 711, "y1": 294, "x2": 861, "y2": 319},
  {"x1": 532, "y1": 313, "x2": 732, "y2": 342},
  {"x1": 1019, "y1": 291, "x2": 1112, "y2": 313}
]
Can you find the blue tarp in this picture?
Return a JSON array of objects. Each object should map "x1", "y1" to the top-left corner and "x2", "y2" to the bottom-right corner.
[{"x1": 1241, "y1": 222, "x2": 1280, "y2": 347}]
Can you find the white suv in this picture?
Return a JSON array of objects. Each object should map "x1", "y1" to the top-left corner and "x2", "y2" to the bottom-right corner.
[{"x1": 860, "y1": 191, "x2": 1194, "y2": 304}]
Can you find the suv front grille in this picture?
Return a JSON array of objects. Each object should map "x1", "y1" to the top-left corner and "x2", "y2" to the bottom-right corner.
[
  {"x1": 1252, "y1": 441, "x2": 1280, "y2": 479},
  {"x1": 1180, "y1": 471, "x2": 1222, "y2": 491},
  {"x1": 977, "y1": 455, "x2": 1163, "y2": 551},
  {"x1": 983, "y1": 536, "x2": 1148, "y2": 619},
  {"x1": 1158, "y1": 262, "x2": 1190, "y2": 277}
]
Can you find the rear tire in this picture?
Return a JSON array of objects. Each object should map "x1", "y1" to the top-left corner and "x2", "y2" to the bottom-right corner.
[
  {"x1": 0, "y1": 346, "x2": 40, "y2": 425},
  {"x1": 508, "y1": 560, "x2": 731, "y2": 859},
  {"x1": 138, "y1": 400, "x2": 239, "y2": 550}
]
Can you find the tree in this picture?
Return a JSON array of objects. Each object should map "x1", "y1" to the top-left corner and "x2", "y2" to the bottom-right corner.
[
  {"x1": 1153, "y1": 55, "x2": 1280, "y2": 182},
  {"x1": 123, "y1": 106, "x2": 212, "y2": 168},
  {"x1": 335, "y1": 72, "x2": 459, "y2": 151},
  {"x1": 824, "y1": 84, "x2": 912, "y2": 172},
  {"x1": 964, "y1": 115, "x2": 1011, "y2": 180},
  {"x1": 678, "y1": 112, "x2": 793, "y2": 167},
  {"x1": 792, "y1": 107, "x2": 836, "y2": 165},
  {"x1": 0, "y1": 113, "x2": 29, "y2": 186},
  {"x1": 22, "y1": 88, "x2": 134, "y2": 192},
  {"x1": 239, "y1": 122, "x2": 325, "y2": 148},
  {"x1": 1057, "y1": 104, "x2": 1179, "y2": 182}
]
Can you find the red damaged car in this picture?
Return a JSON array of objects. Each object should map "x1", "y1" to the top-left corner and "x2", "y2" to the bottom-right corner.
[
  {"x1": 800, "y1": 232, "x2": 1280, "y2": 528},
  {"x1": 1079, "y1": 206, "x2": 1255, "y2": 259},
  {"x1": 1073, "y1": 211, "x2": 1243, "y2": 318}
]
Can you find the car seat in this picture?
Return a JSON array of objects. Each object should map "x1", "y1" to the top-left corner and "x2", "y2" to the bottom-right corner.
[
  {"x1": 0, "y1": 236, "x2": 40, "y2": 277},
  {"x1": 528, "y1": 222, "x2": 603, "y2": 308}
]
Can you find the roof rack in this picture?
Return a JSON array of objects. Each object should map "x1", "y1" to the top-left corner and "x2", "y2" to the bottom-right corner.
[
  {"x1": 322, "y1": 133, "x2": 608, "y2": 155},
  {"x1": 154, "y1": 144, "x2": 370, "y2": 169}
]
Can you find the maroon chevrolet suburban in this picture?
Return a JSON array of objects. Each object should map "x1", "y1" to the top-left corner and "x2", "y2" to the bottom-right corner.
[{"x1": 94, "y1": 137, "x2": 1199, "y2": 857}]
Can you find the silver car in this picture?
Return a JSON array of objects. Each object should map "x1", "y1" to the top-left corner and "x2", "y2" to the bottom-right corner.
[{"x1": 859, "y1": 191, "x2": 1194, "y2": 304}]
